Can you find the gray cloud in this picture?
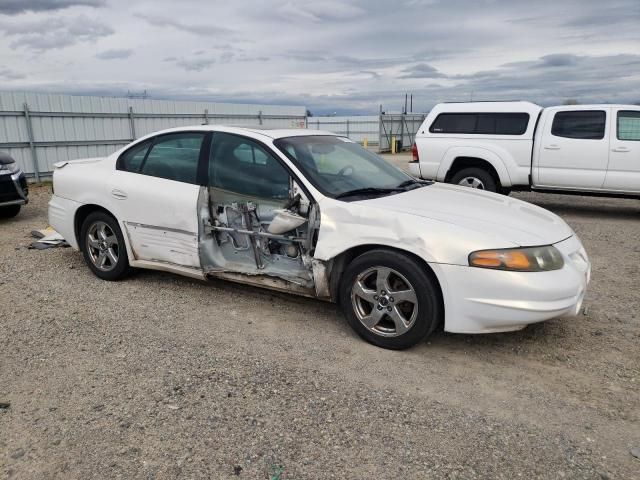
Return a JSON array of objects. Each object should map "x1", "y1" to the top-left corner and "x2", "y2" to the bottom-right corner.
[
  {"x1": 400, "y1": 63, "x2": 446, "y2": 79},
  {"x1": 95, "y1": 48, "x2": 133, "y2": 60},
  {"x1": 135, "y1": 13, "x2": 234, "y2": 37},
  {"x1": 0, "y1": 15, "x2": 113, "y2": 52},
  {"x1": 0, "y1": 0, "x2": 105, "y2": 14},
  {"x1": 0, "y1": 67, "x2": 25, "y2": 80},
  {"x1": 173, "y1": 57, "x2": 216, "y2": 72}
]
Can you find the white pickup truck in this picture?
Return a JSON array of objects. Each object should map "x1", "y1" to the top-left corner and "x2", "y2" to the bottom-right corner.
[{"x1": 409, "y1": 101, "x2": 640, "y2": 197}]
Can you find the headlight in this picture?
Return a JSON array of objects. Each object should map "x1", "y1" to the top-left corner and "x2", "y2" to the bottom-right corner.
[{"x1": 469, "y1": 246, "x2": 564, "y2": 272}]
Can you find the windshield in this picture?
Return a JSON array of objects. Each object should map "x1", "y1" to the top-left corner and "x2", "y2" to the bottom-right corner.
[{"x1": 274, "y1": 135, "x2": 422, "y2": 199}]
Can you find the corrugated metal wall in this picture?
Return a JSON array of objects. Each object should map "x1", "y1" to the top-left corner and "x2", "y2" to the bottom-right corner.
[{"x1": 0, "y1": 91, "x2": 307, "y2": 180}]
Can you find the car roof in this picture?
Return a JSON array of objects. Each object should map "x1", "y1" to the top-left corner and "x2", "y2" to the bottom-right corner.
[
  {"x1": 432, "y1": 101, "x2": 543, "y2": 115},
  {"x1": 134, "y1": 125, "x2": 338, "y2": 141}
]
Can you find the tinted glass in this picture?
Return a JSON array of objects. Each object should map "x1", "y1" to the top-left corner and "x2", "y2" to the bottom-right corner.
[
  {"x1": 140, "y1": 133, "x2": 204, "y2": 184},
  {"x1": 430, "y1": 114, "x2": 476, "y2": 133},
  {"x1": 118, "y1": 140, "x2": 151, "y2": 172},
  {"x1": 477, "y1": 113, "x2": 529, "y2": 135},
  {"x1": 430, "y1": 113, "x2": 529, "y2": 135},
  {"x1": 274, "y1": 136, "x2": 412, "y2": 197},
  {"x1": 617, "y1": 111, "x2": 640, "y2": 141},
  {"x1": 209, "y1": 133, "x2": 290, "y2": 199},
  {"x1": 551, "y1": 111, "x2": 606, "y2": 140}
]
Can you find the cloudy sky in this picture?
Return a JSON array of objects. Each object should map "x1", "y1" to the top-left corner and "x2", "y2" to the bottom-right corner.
[{"x1": 0, "y1": 0, "x2": 639, "y2": 114}]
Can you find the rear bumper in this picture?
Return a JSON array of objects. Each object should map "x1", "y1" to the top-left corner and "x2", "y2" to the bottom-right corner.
[
  {"x1": 408, "y1": 161, "x2": 421, "y2": 178},
  {"x1": 0, "y1": 172, "x2": 28, "y2": 207},
  {"x1": 436, "y1": 235, "x2": 590, "y2": 334},
  {"x1": 48, "y1": 194, "x2": 83, "y2": 249}
]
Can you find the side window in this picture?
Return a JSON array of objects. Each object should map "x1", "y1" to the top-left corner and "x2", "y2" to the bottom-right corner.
[
  {"x1": 477, "y1": 113, "x2": 529, "y2": 135},
  {"x1": 551, "y1": 111, "x2": 606, "y2": 140},
  {"x1": 140, "y1": 133, "x2": 204, "y2": 184},
  {"x1": 430, "y1": 114, "x2": 476, "y2": 134},
  {"x1": 118, "y1": 140, "x2": 151, "y2": 172},
  {"x1": 617, "y1": 111, "x2": 640, "y2": 141},
  {"x1": 209, "y1": 133, "x2": 290, "y2": 199},
  {"x1": 430, "y1": 113, "x2": 529, "y2": 135}
]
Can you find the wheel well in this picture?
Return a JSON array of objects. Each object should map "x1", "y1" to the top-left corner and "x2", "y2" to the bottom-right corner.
[
  {"x1": 327, "y1": 244, "x2": 444, "y2": 315},
  {"x1": 445, "y1": 157, "x2": 501, "y2": 186},
  {"x1": 74, "y1": 204, "x2": 116, "y2": 246}
]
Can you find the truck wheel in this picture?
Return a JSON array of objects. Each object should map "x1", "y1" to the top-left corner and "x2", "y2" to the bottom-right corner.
[
  {"x1": 450, "y1": 168, "x2": 497, "y2": 193},
  {"x1": 0, "y1": 205, "x2": 21, "y2": 218}
]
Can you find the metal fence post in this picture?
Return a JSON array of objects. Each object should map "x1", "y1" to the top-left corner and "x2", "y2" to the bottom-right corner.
[
  {"x1": 128, "y1": 106, "x2": 136, "y2": 140},
  {"x1": 258, "y1": 110, "x2": 263, "y2": 125},
  {"x1": 346, "y1": 119, "x2": 350, "y2": 138},
  {"x1": 23, "y1": 103, "x2": 40, "y2": 182},
  {"x1": 204, "y1": 109, "x2": 209, "y2": 125}
]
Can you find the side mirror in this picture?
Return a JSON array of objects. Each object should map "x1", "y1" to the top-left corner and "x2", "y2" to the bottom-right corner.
[{"x1": 267, "y1": 209, "x2": 307, "y2": 235}]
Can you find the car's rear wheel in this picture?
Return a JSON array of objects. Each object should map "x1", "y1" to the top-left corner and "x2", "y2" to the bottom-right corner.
[
  {"x1": 0, "y1": 205, "x2": 21, "y2": 218},
  {"x1": 450, "y1": 167, "x2": 497, "y2": 193},
  {"x1": 339, "y1": 249, "x2": 442, "y2": 350},
  {"x1": 80, "y1": 211, "x2": 130, "y2": 280}
]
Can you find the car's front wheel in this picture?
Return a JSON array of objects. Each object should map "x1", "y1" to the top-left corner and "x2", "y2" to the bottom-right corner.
[
  {"x1": 80, "y1": 211, "x2": 130, "y2": 280},
  {"x1": 339, "y1": 249, "x2": 442, "y2": 349}
]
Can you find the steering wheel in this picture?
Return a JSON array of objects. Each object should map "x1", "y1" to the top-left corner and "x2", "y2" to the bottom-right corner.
[{"x1": 338, "y1": 165, "x2": 354, "y2": 176}]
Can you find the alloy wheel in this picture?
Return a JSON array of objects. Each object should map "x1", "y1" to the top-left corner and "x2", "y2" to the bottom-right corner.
[
  {"x1": 350, "y1": 266, "x2": 418, "y2": 337},
  {"x1": 458, "y1": 176, "x2": 485, "y2": 189},
  {"x1": 86, "y1": 221, "x2": 119, "y2": 272}
]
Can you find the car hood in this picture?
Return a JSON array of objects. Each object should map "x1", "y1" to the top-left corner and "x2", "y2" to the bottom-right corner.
[{"x1": 357, "y1": 183, "x2": 573, "y2": 246}]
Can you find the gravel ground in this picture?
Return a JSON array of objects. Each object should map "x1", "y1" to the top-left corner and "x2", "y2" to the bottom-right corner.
[{"x1": 1, "y1": 172, "x2": 639, "y2": 479}]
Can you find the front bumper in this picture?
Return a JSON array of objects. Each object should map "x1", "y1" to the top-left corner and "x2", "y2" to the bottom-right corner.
[
  {"x1": 0, "y1": 172, "x2": 28, "y2": 207},
  {"x1": 436, "y1": 235, "x2": 590, "y2": 334}
]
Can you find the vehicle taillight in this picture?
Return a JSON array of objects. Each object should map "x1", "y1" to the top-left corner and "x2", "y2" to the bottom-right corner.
[{"x1": 411, "y1": 143, "x2": 419, "y2": 162}]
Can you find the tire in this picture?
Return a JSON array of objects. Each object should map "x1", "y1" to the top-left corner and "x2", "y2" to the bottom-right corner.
[
  {"x1": 0, "y1": 205, "x2": 21, "y2": 218},
  {"x1": 339, "y1": 249, "x2": 443, "y2": 350},
  {"x1": 80, "y1": 211, "x2": 130, "y2": 281},
  {"x1": 450, "y1": 167, "x2": 497, "y2": 193}
]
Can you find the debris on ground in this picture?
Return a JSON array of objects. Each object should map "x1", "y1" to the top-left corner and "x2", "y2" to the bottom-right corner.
[
  {"x1": 0, "y1": 401, "x2": 10, "y2": 411},
  {"x1": 631, "y1": 447, "x2": 640, "y2": 459},
  {"x1": 29, "y1": 227, "x2": 69, "y2": 250}
]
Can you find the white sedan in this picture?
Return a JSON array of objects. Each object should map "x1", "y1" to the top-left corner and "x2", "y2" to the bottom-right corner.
[{"x1": 49, "y1": 126, "x2": 591, "y2": 349}]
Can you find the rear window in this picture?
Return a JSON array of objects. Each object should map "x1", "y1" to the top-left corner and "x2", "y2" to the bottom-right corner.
[
  {"x1": 429, "y1": 113, "x2": 529, "y2": 135},
  {"x1": 551, "y1": 110, "x2": 606, "y2": 140},
  {"x1": 617, "y1": 110, "x2": 640, "y2": 141}
]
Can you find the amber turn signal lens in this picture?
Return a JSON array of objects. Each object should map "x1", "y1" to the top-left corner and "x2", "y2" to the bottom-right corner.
[{"x1": 469, "y1": 246, "x2": 564, "y2": 272}]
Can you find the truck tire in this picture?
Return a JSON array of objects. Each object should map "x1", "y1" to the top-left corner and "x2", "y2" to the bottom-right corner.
[{"x1": 450, "y1": 168, "x2": 497, "y2": 193}]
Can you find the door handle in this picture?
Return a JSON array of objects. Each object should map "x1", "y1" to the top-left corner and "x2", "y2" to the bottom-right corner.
[
  {"x1": 111, "y1": 189, "x2": 127, "y2": 200},
  {"x1": 544, "y1": 144, "x2": 561, "y2": 150},
  {"x1": 611, "y1": 147, "x2": 630, "y2": 153}
]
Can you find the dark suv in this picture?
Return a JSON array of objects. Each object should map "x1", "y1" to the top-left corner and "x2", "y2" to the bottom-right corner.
[{"x1": 0, "y1": 152, "x2": 28, "y2": 218}]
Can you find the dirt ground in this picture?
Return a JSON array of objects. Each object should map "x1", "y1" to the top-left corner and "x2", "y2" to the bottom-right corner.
[{"x1": 1, "y1": 169, "x2": 639, "y2": 478}]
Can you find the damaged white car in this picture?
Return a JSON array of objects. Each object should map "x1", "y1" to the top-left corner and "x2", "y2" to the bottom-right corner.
[{"x1": 49, "y1": 127, "x2": 591, "y2": 349}]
